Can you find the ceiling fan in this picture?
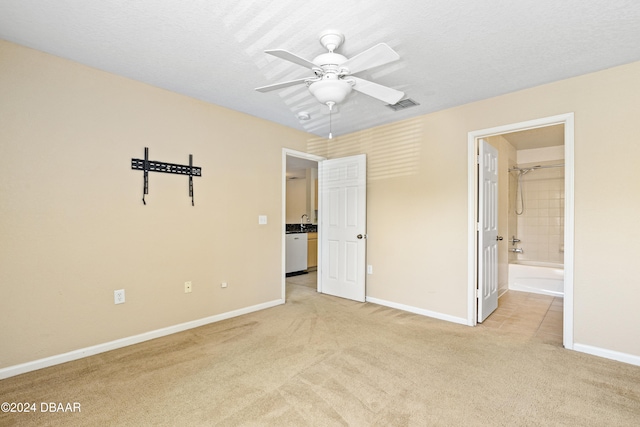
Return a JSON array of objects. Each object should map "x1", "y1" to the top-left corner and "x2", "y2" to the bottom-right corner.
[{"x1": 255, "y1": 30, "x2": 405, "y2": 113}]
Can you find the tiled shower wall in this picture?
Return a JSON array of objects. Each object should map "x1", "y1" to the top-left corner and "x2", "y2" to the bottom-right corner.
[{"x1": 509, "y1": 161, "x2": 565, "y2": 264}]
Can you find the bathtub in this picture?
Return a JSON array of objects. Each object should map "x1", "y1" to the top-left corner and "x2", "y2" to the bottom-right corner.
[{"x1": 508, "y1": 261, "x2": 564, "y2": 297}]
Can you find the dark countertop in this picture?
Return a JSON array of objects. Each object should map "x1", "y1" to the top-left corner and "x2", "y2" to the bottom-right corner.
[{"x1": 286, "y1": 223, "x2": 317, "y2": 233}]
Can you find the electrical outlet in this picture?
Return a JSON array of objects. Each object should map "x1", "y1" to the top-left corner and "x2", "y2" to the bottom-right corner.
[
  {"x1": 184, "y1": 281, "x2": 192, "y2": 293},
  {"x1": 367, "y1": 265, "x2": 373, "y2": 275},
  {"x1": 221, "y1": 282, "x2": 228, "y2": 288},
  {"x1": 114, "y1": 289, "x2": 125, "y2": 304}
]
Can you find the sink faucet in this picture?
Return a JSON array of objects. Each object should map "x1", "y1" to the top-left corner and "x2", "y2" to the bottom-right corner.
[{"x1": 301, "y1": 214, "x2": 309, "y2": 225}]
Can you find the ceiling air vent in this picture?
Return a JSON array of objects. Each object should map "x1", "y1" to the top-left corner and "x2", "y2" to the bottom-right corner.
[{"x1": 386, "y1": 98, "x2": 420, "y2": 111}]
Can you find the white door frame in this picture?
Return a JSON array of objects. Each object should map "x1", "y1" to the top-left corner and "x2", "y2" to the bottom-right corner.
[
  {"x1": 282, "y1": 148, "x2": 326, "y2": 299},
  {"x1": 467, "y1": 113, "x2": 575, "y2": 350}
]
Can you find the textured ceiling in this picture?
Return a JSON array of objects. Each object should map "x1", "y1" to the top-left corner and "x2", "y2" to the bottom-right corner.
[{"x1": 1, "y1": 1, "x2": 640, "y2": 138}]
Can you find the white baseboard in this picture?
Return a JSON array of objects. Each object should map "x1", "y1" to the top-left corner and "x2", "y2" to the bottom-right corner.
[
  {"x1": 0, "y1": 299, "x2": 284, "y2": 380},
  {"x1": 365, "y1": 296, "x2": 469, "y2": 326},
  {"x1": 573, "y1": 343, "x2": 640, "y2": 367}
]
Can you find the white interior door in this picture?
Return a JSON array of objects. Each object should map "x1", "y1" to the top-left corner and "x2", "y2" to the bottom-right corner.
[
  {"x1": 478, "y1": 139, "x2": 499, "y2": 322},
  {"x1": 318, "y1": 154, "x2": 367, "y2": 302}
]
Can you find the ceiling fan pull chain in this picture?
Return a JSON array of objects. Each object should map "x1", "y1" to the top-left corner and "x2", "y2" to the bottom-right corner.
[{"x1": 327, "y1": 101, "x2": 334, "y2": 139}]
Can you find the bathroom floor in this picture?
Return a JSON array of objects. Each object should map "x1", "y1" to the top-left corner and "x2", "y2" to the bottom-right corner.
[
  {"x1": 286, "y1": 273, "x2": 563, "y2": 346},
  {"x1": 479, "y1": 290, "x2": 564, "y2": 345}
]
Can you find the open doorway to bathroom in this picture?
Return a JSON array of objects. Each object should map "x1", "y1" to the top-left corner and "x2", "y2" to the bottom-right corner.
[
  {"x1": 486, "y1": 125, "x2": 565, "y2": 344},
  {"x1": 468, "y1": 113, "x2": 574, "y2": 349}
]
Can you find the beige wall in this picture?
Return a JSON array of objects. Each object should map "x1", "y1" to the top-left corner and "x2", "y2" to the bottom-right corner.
[
  {"x1": 285, "y1": 178, "x2": 307, "y2": 223},
  {"x1": 3, "y1": 38, "x2": 640, "y2": 370},
  {"x1": 315, "y1": 60, "x2": 640, "y2": 358},
  {"x1": 285, "y1": 168, "x2": 318, "y2": 224},
  {"x1": 0, "y1": 41, "x2": 309, "y2": 368}
]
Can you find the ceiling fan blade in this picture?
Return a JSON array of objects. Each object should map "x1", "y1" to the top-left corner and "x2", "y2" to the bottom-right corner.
[
  {"x1": 265, "y1": 49, "x2": 317, "y2": 69},
  {"x1": 350, "y1": 76, "x2": 404, "y2": 105},
  {"x1": 341, "y1": 43, "x2": 400, "y2": 74},
  {"x1": 255, "y1": 77, "x2": 310, "y2": 92}
]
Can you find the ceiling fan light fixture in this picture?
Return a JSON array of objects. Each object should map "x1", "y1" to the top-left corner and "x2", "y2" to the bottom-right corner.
[{"x1": 308, "y1": 74, "x2": 353, "y2": 105}]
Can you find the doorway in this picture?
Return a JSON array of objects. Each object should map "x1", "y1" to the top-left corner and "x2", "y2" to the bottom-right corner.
[
  {"x1": 282, "y1": 149, "x2": 368, "y2": 303},
  {"x1": 468, "y1": 113, "x2": 575, "y2": 350},
  {"x1": 283, "y1": 149, "x2": 324, "y2": 300}
]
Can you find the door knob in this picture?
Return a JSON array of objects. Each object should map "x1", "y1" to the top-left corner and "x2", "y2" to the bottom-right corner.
[
  {"x1": 496, "y1": 236, "x2": 503, "y2": 241},
  {"x1": 357, "y1": 234, "x2": 366, "y2": 239}
]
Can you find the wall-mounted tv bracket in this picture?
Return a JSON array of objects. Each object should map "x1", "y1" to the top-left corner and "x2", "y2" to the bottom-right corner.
[{"x1": 131, "y1": 147, "x2": 202, "y2": 206}]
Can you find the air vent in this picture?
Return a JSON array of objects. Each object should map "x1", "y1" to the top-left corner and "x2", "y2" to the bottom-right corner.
[{"x1": 386, "y1": 98, "x2": 420, "y2": 111}]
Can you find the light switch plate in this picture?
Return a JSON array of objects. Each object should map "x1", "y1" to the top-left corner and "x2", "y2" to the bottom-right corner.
[
  {"x1": 258, "y1": 215, "x2": 267, "y2": 225},
  {"x1": 114, "y1": 289, "x2": 125, "y2": 304}
]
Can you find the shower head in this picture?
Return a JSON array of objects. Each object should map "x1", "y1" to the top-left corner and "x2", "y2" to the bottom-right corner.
[{"x1": 519, "y1": 165, "x2": 542, "y2": 175}]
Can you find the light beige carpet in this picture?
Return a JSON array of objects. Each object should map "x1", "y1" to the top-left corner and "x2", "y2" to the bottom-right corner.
[{"x1": 1, "y1": 281, "x2": 639, "y2": 426}]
